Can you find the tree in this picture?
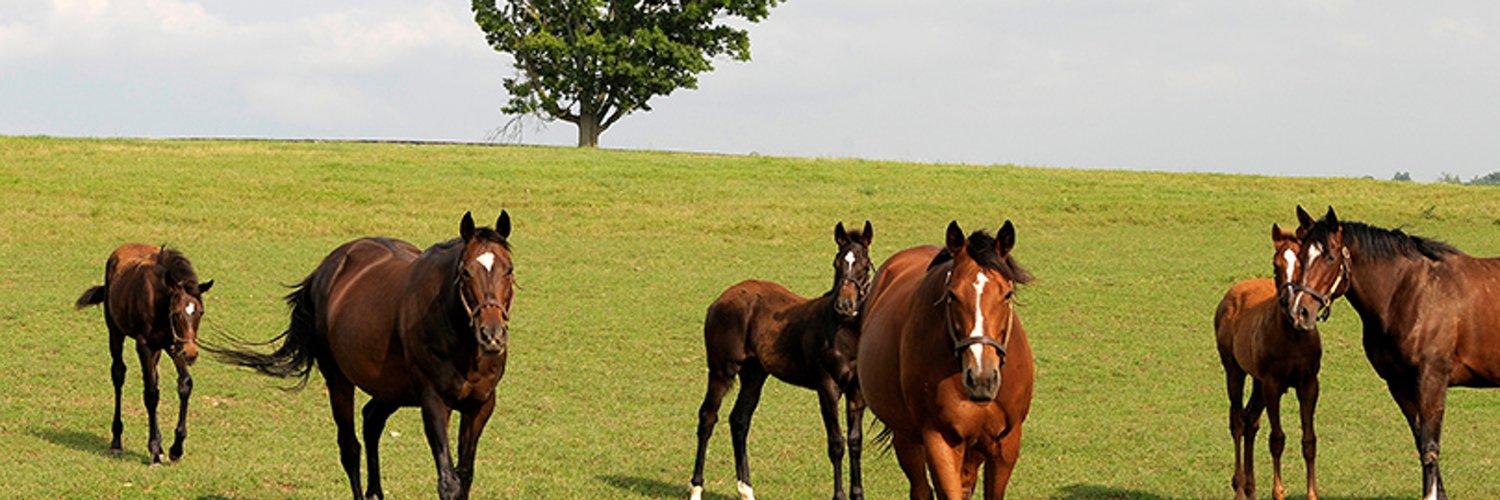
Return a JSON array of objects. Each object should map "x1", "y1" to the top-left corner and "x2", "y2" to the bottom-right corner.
[
  {"x1": 1467, "y1": 171, "x2": 1500, "y2": 186},
  {"x1": 1392, "y1": 171, "x2": 1412, "y2": 182},
  {"x1": 471, "y1": 0, "x2": 783, "y2": 148}
]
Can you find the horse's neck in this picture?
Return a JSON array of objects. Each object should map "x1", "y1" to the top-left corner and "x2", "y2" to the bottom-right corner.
[{"x1": 1345, "y1": 246, "x2": 1422, "y2": 327}]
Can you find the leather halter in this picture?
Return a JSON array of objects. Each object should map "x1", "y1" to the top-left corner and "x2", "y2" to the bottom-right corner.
[
  {"x1": 938, "y1": 270, "x2": 1015, "y2": 360},
  {"x1": 456, "y1": 263, "x2": 507, "y2": 329},
  {"x1": 1287, "y1": 246, "x2": 1350, "y2": 322}
]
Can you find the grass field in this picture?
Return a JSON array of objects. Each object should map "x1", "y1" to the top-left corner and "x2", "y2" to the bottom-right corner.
[{"x1": 2, "y1": 136, "x2": 1499, "y2": 498}]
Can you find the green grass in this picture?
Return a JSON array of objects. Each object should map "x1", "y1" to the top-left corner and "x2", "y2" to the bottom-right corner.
[{"x1": 3, "y1": 136, "x2": 1499, "y2": 498}]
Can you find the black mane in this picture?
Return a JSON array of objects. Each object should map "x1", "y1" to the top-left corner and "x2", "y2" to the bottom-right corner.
[
  {"x1": 432, "y1": 227, "x2": 513, "y2": 253},
  {"x1": 1307, "y1": 219, "x2": 1460, "y2": 262},
  {"x1": 157, "y1": 247, "x2": 201, "y2": 288},
  {"x1": 927, "y1": 230, "x2": 1033, "y2": 284}
]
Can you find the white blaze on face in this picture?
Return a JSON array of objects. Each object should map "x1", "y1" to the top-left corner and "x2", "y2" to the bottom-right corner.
[
  {"x1": 1281, "y1": 248, "x2": 1297, "y2": 283},
  {"x1": 737, "y1": 480, "x2": 755, "y2": 500},
  {"x1": 843, "y1": 251, "x2": 855, "y2": 274},
  {"x1": 185, "y1": 302, "x2": 196, "y2": 316},
  {"x1": 1307, "y1": 243, "x2": 1323, "y2": 263},
  {"x1": 476, "y1": 252, "x2": 496, "y2": 272},
  {"x1": 968, "y1": 273, "x2": 989, "y2": 368}
]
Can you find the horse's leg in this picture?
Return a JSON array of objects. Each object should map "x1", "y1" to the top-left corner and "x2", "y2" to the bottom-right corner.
[
  {"x1": 167, "y1": 350, "x2": 192, "y2": 461},
  {"x1": 1263, "y1": 380, "x2": 1288, "y2": 500},
  {"x1": 361, "y1": 399, "x2": 399, "y2": 500},
  {"x1": 960, "y1": 447, "x2": 984, "y2": 499},
  {"x1": 983, "y1": 426, "x2": 1023, "y2": 500},
  {"x1": 816, "y1": 379, "x2": 847, "y2": 500},
  {"x1": 135, "y1": 342, "x2": 164, "y2": 464},
  {"x1": 891, "y1": 433, "x2": 932, "y2": 500},
  {"x1": 454, "y1": 394, "x2": 497, "y2": 499},
  {"x1": 845, "y1": 381, "x2": 866, "y2": 500},
  {"x1": 1224, "y1": 361, "x2": 1247, "y2": 499},
  {"x1": 691, "y1": 369, "x2": 736, "y2": 500},
  {"x1": 419, "y1": 390, "x2": 460, "y2": 500},
  {"x1": 728, "y1": 365, "x2": 768, "y2": 500},
  {"x1": 1414, "y1": 367, "x2": 1450, "y2": 500},
  {"x1": 107, "y1": 329, "x2": 126, "y2": 454},
  {"x1": 1385, "y1": 378, "x2": 1428, "y2": 498},
  {"x1": 921, "y1": 430, "x2": 966, "y2": 500},
  {"x1": 322, "y1": 371, "x2": 363, "y2": 500},
  {"x1": 1240, "y1": 380, "x2": 1266, "y2": 499},
  {"x1": 1297, "y1": 377, "x2": 1319, "y2": 500}
]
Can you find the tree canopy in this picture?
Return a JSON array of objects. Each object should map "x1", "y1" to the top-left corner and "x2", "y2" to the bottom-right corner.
[{"x1": 472, "y1": 0, "x2": 783, "y2": 147}]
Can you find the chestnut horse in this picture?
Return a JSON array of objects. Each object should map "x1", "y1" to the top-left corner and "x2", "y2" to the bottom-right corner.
[
  {"x1": 1216, "y1": 224, "x2": 1320, "y2": 500},
  {"x1": 1288, "y1": 206, "x2": 1500, "y2": 500},
  {"x1": 214, "y1": 212, "x2": 514, "y2": 500},
  {"x1": 858, "y1": 221, "x2": 1033, "y2": 499},
  {"x1": 692, "y1": 221, "x2": 874, "y2": 500},
  {"x1": 76, "y1": 244, "x2": 214, "y2": 464}
]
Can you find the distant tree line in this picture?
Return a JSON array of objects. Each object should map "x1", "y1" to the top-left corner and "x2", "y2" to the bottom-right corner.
[{"x1": 1392, "y1": 171, "x2": 1500, "y2": 185}]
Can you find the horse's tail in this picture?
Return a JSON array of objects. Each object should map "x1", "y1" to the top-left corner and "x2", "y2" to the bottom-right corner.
[
  {"x1": 208, "y1": 274, "x2": 319, "y2": 390},
  {"x1": 872, "y1": 421, "x2": 896, "y2": 456},
  {"x1": 75, "y1": 285, "x2": 106, "y2": 310}
]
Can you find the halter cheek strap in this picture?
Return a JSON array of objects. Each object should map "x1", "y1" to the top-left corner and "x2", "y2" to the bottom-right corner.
[
  {"x1": 1289, "y1": 247, "x2": 1350, "y2": 322},
  {"x1": 940, "y1": 270, "x2": 1015, "y2": 360}
]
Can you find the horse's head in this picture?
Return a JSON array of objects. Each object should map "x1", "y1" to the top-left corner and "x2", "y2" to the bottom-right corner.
[
  {"x1": 1270, "y1": 223, "x2": 1302, "y2": 317},
  {"x1": 159, "y1": 247, "x2": 212, "y2": 364},
  {"x1": 455, "y1": 211, "x2": 515, "y2": 355},
  {"x1": 938, "y1": 220, "x2": 1031, "y2": 402},
  {"x1": 831, "y1": 221, "x2": 874, "y2": 320},
  {"x1": 1286, "y1": 205, "x2": 1350, "y2": 331}
]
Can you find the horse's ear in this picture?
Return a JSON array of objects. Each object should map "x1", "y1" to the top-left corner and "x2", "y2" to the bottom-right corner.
[
  {"x1": 834, "y1": 222, "x2": 849, "y2": 246},
  {"x1": 997, "y1": 220, "x2": 1016, "y2": 257},
  {"x1": 198, "y1": 280, "x2": 214, "y2": 294},
  {"x1": 1296, "y1": 205, "x2": 1315, "y2": 233},
  {"x1": 496, "y1": 210, "x2": 511, "y2": 239},
  {"x1": 945, "y1": 221, "x2": 965, "y2": 255},
  {"x1": 1324, "y1": 206, "x2": 1339, "y2": 227},
  {"x1": 862, "y1": 220, "x2": 873, "y2": 246},
  {"x1": 1272, "y1": 223, "x2": 1295, "y2": 242},
  {"x1": 461, "y1": 211, "x2": 476, "y2": 242}
]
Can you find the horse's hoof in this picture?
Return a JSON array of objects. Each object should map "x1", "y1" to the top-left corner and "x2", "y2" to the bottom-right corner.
[{"x1": 169, "y1": 447, "x2": 183, "y2": 462}]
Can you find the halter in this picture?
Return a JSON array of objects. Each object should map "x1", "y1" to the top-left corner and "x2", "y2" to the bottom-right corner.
[
  {"x1": 456, "y1": 265, "x2": 507, "y2": 329},
  {"x1": 938, "y1": 270, "x2": 1015, "y2": 360},
  {"x1": 1288, "y1": 246, "x2": 1350, "y2": 322}
]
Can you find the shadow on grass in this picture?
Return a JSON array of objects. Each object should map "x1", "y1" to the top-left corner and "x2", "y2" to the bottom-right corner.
[
  {"x1": 29, "y1": 427, "x2": 151, "y2": 464},
  {"x1": 1053, "y1": 483, "x2": 1406, "y2": 500},
  {"x1": 598, "y1": 474, "x2": 736, "y2": 500}
]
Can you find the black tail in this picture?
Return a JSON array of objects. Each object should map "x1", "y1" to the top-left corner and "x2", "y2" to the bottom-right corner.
[
  {"x1": 208, "y1": 275, "x2": 319, "y2": 390},
  {"x1": 75, "y1": 285, "x2": 106, "y2": 310},
  {"x1": 873, "y1": 422, "x2": 896, "y2": 456}
]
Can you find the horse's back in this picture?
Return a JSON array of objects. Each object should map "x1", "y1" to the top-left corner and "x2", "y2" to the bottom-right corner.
[
  {"x1": 313, "y1": 237, "x2": 423, "y2": 400},
  {"x1": 858, "y1": 245, "x2": 941, "y2": 434},
  {"x1": 100, "y1": 243, "x2": 165, "y2": 333},
  {"x1": 703, "y1": 280, "x2": 804, "y2": 372}
]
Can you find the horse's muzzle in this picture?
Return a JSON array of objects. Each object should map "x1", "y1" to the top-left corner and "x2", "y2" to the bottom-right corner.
[
  {"x1": 963, "y1": 366, "x2": 1000, "y2": 402},
  {"x1": 477, "y1": 323, "x2": 508, "y2": 355}
]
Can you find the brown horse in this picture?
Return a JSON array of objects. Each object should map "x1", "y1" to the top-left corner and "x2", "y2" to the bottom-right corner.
[
  {"x1": 1216, "y1": 224, "x2": 1320, "y2": 500},
  {"x1": 214, "y1": 212, "x2": 514, "y2": 500},
  {"x1": 75, "y1": 243, "x2": 214, "y2": 464},
  {"x1": 858, "y1": 221, "x2": 1034, "y2": 499},
  {"x1": 692, "y1": 221, "x2": 874, "y2": 500},
  {"x1": 1288, "y1": 206, "x2": 1500, "y2": 500}
]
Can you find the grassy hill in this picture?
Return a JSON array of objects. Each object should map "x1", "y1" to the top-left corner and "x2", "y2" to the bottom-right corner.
[{"x1": 2, "y1": 136, "x2": 1498, "y2": 498}]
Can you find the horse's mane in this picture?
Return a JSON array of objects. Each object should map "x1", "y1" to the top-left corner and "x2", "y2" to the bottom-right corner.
[
  {"x1": 157, "y1": 246, "x2": 201, "y2": 288},
  {"x1": 1307, "y1": 219, "x2": 1460, "y2": 262},
  {"x1": 431, "y1": 227, "x2": 513, "y2": 253},
  {"x1": 926, "y1": 230, "x2": 1033, "y2": 284}
]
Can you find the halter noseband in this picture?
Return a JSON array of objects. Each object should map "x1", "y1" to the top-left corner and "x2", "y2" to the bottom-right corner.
[
  {"x1": 939, "y1": 270, "x2": 1015, "y2": 360},
  {"x1": 456, "y1": 265, "x2": 507, "y2": 328},
  {"x1": 1287, "y1": 246, "x2": 1350, "y2": 322}
]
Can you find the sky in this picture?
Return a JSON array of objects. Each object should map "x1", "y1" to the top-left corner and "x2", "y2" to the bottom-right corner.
[{"x1": 3, "y1": 0, "x2": 1499, "y2": 180}]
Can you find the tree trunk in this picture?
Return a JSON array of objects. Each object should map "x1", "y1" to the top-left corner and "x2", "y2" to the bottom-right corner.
[{"x1": 576, "y1": 112, "x2": 601, "y2": 148}]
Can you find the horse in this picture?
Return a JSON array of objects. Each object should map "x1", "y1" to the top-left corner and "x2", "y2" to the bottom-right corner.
[
  {"x1": 75, "y1": 244, "x2": 215, "y2": 464},
  {"x1": 1287, "y1": 205, "x2": 1500, "y2": 500},
  {"x1": 858, "y1": 220, "x2": 1034, "y2": 499},
  {"x1": 213, "y1": 212, "x2": 514, "y2": 500},
  {"x1": 692, "y1": 221, "x2": 875, "y2": 500},
  {"x1": 1216, "y1": 224, "x2": 1321, "y2": 500}
]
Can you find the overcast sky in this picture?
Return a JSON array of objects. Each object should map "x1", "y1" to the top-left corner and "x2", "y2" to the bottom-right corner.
[{"x1": 3, "y1": 0, "x2": 1498, "y2": 180}]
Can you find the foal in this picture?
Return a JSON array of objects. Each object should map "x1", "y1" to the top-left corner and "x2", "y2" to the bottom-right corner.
[
  {"x1": 1216, "y1": 225, "x2": 1320, "y2": 500},
  {"x1": 691, "y1": 221, "x2": 873, "y2": 500},
  {"x1": 76, "y1": 244, "x2": 214, "y2": 464}
]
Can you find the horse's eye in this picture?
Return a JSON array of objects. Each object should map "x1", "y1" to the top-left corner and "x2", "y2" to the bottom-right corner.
[{"x1": 1004, "y1": 290, "x2": 1015, "y2": 301}]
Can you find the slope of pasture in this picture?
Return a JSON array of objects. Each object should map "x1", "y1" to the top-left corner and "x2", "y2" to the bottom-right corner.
[{"x1": 2, "y1": 136, "x2": 1498, "y2": 498}]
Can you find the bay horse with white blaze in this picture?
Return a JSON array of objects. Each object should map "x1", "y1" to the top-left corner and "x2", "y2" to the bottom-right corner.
[
  {"x1": 1216, "y1": 224, "x2": 1320, "y2": 500},
  {"x1": 692, "y1": 221, "x2": 874, "y2": 500},
  {"x1": 1288, "y1": 206, "x2": 1500, "y2": 500},
  {"x1": 214, "y1": 212, "x2": 514, "y2": 500},
  {"x1": 76, "y1": 244, "x2": 214, "y2": 464},
  {"x1": 859, "y1": 221, "x2": 1033, "y2": 499}
]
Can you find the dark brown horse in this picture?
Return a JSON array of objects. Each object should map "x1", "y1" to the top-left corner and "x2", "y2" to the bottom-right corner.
[
  {"x1": 1216, "y1": 224, "x2": 1320, "y2": 500},
  {"x1": 692, "y1": 221, "x2": 874, "y2": 500},
  {"x1": 214, "y1": 212, "x2": 514, "y2": 500},
  {"x1": 75, "y1": 243, "x2": 214, "y2": 464},
  {"x1": 858, "y1": 221, "x2": 1034, "y2": 499},
  {"x1": 1288, "y1": 206, "x2": 1500, "y2": 500}
]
